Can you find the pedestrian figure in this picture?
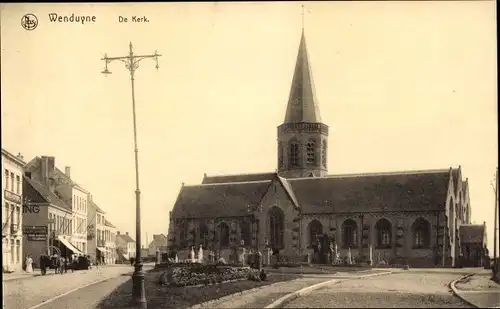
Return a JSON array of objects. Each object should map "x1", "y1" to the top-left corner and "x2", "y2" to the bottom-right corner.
[
  {"x1": 39, "y1": 255, "x2": 47, "y2": 275},
  {"x1": 59, "y1": 257, "x2": 65, "y2": 275},
  {"x1": 25, "y1": 255, "x2": 34, "y2": 273},
  {"x1": 64, "y1": 256, "x2": 68, "y2": 273}
]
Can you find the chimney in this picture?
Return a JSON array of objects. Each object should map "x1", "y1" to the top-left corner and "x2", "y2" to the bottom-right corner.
[
  {"x1": 47, "y1": 157, "x2": 55, "y2": 175},
  {"x1": 41, "y1": 156, "x2": 49, "y2": 183},
  {"x1": 117, "y1": 231, "x2": 120, "y2": 235},
  {"x1": 17, "y1": 153, "x2": 24, "y2": 161},
  {"x1": 126, "y1": 232, "x2": 129, "y2": 236},
  {"x1": 40, "y1": 156, "x2": 56, "y2": 185},
  {"x1": 65, "y1": 166, "x2": 71, "y2": 178}
]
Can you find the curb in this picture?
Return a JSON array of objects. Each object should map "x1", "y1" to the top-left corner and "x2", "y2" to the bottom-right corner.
[
  {"x1": 449, "y1": 273, "x2": 477, "y2": 308},
  {"x1": 264, "y1": 278, "x2": 342, "y2": 309},
  {"x1": 449, "y1": 273, "x2": 500, "y2": 309},
  {"x1": 188, "y1": 278, "x2": 304, "y2": 309},
  {"x1": 26, "y1": 271, "x2": 133, "y2": 309},
  {"x1": 264, "y1": 271, "x2": 392, "y2": 308}
]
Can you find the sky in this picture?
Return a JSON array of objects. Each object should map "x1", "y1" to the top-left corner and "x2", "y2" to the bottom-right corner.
[{"x1": 1, "y1": 2, "x2": 497, "y2": 252}]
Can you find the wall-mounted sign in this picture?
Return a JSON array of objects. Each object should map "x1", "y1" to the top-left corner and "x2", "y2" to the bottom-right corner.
[
  {"x1": 27, "y1": 234, "x2": 47, "y2": 241},
  {"x1": 22, "y1": 225, "x2": 47, "y2": 235},
  {"x1": 4, "y1": 190, "x2": 21, "y2": 204},
  {"x1": 23, "y1": 205, "x2": 40, "y2": 214}
]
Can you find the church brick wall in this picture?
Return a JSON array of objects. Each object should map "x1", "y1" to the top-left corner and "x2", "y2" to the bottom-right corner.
[{"x1": 255, "y1": 180, "x2": 300, "y2": 257}]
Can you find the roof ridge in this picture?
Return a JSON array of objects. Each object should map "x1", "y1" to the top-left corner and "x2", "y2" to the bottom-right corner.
[
  {"x1": 285, "y1": 168, "x2": 451, "y2": 180},
  {"x1": 185, "y1": 180, "x2": 272, "y2": 187},
  {"x1": 205, "y1": 171, "x2": 275, "y2": 178}
]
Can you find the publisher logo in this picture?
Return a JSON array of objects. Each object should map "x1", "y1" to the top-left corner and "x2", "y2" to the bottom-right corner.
[{"x1": 21, "y1": 14, "x2": 38, "y2": 31}]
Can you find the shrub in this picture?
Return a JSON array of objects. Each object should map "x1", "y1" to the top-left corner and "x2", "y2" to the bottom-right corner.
[{"x1": 170, "y1": 266, "x2": 261, "y2": 287}]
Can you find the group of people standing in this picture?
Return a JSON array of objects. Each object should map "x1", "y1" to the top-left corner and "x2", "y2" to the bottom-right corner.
[{"x1": 22, "y1": 253, "x2": 95, "y2": 275}]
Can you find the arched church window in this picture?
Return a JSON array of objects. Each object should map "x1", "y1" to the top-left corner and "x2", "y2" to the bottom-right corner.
[
  {"x1": 219, "y1": 222, "x2": 230, "y2": 248},
  {"x1": 240, "y1": 220, "x2": 252, "y2": 246},
  {"x1": 269, "y1": 207, "x2": 284, "y2": 249},
  {"x1": 321, "y1": 140, "x2": 327, "y2": 168},
  {"x1": 278, "y1": 142, "x2": 284, "y2": 168},
  {"x1": 199, "y1": 224, "x2": 209, "y2": 249},
  {"x1": 306, "y1": 139, "x2": 316, "y2": 165},
  {"x1": 375, "y1": 219, "x2": 392, "y2": 248},
  {"x1": 412, "y1": 218, "x2": 430, "y2": 248},
  {"x1": 342, "y1": 219, "x2": 357, "y2": 248},
  {"x1": 308, "y1": 220, "x2": 323, "y2": 246},
  {"x1": 178, "y1": 220, "x2": 188, "y2": 248},
  {"x1": 289, "y1": 141, "x2": 300, "y2": 167}
]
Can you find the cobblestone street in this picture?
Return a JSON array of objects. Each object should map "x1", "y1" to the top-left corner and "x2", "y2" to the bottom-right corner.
[
  {"x1": 3, "y1": 265, "x2": 133, "y2": 309},
  {"x1": 282, "y1": 272, "x2": 474, "y2": 308}
]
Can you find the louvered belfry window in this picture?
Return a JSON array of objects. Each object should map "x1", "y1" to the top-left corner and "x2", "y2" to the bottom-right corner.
[{"x1": 289, "y1": 141, "x2": 299, "y2": 167}]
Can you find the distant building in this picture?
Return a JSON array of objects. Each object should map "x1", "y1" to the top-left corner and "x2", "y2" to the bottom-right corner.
[
  {"x1": 2, "y1": 149, "x2": 25, "y2": 272},
  {"x1": 168, "y1": 30, "x2": 479, "y2": 268},
  {"x1": 459, "y1": 222, "x2": 488, "y2": 267},
  {"x1": 86, "y1": 196, "x2": 105, "y2": 263},
  {"x1": 24, "y1": 156, "x2": 89, "y2": 255},
  {"x1": 116, "y1": 231, "x2": 136, "y2": 262},
  {"x1": 147, "y1": 234, "x2": 168, "y2": 257},
  {"x1": 23, "y1": 157, "x2": 83, "y2": 264},
  {"x1": 104, "y1": 219, "x2": 117, "y2": 264}
]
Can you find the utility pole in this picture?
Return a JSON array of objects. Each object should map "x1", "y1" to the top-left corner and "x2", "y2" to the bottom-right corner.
[
  {"x1": 494, "y1": 167, "x2": 498, "y2": 261},
  {"x1": 100, "y1": 42, "x2": 161, "y2": 309}
]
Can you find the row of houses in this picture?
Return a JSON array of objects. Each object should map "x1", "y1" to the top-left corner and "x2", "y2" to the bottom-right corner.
[{"x1": 2, "y1": 149, "x2": 138, "y2": 272}]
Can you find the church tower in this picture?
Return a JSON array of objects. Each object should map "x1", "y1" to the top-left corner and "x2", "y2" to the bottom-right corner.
[{"x1": 277, "y1": 29, "x2": 329, "y2": 179}]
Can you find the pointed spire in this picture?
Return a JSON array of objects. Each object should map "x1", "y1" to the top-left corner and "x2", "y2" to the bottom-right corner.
[{"x1": 283, "y1": 29, "x2": 322, "y2": 124}]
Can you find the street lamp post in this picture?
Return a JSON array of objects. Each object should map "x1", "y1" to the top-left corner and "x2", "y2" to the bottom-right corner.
[{"x1": 100, "y1": 42, "x2": 161, "y2": 309}]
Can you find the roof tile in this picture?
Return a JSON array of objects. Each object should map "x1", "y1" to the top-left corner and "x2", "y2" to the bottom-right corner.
[
  {"x1": 23, "y1": 176, "x2": 71, "y2": 210},
  {"x1": 289, "y1": 171, "x2": 451, "y2": 214},
  {"x1": 459, "y1": 224, "x2": 485, "y2": 243},
  {"x1": 173, "y1": 180, "x2": 271, "y2": 218}
]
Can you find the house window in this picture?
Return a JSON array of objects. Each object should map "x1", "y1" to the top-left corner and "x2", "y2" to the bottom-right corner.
[
  {"x1": 375, "y1": 219, "x2": 392, "y2": 248},
  {"x1": 10, "y1": 239, "x2": 15, "y2": 263},
  {"x1": 11, "y1": 205, "x2": 16, "y2": 230},
  {"x1": 16, "y1": 239, "x2": 20, "y2": 263},
  {"x1": 15, "y1": 206, "x2": 20, "y2": 227},
  {"x1": 3, "y1": 202, "x2": 8, "y2": 226},
  {"x1": 321, "y1": 140, "x2": 327, "y2": 168},
  {"x1": 342, "y1": 219, "x2": 357, "y2": 248},
  {"x1": 10, "y1": 172, "x2": 14, "y2": 193},
  {"x1": 289, "y1": 141, "x2": 300, "y2": 167},
  {"x1": 412, "y1": 218, "x2": 431, "y2": 248},
  {"x1": 219, "y1": 222, "x2": 230, "y2": 248},
  {"x1": 4, "y1": 169, "x2": 9, "y2": 191},
  {"x1": 306, "y1": 139, "x2": 316, "y2": 165},
  {"x1": 16, "y1": 175, "x2": 20, "y2": 194}
]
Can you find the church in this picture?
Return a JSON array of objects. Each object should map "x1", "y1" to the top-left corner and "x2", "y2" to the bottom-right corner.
[{"x1": 167, "y1": 30, "x2": 484, "y2": 268}]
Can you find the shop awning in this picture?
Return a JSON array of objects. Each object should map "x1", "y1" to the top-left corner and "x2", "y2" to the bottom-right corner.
[
  {"x1": 57, "y1": 236, "x2": 82, "y2": 255},
  {"x1": 120, "y1": 253, "x2": 129, "y2": 261},
  {"x1": 97, "y1": 247, "x2": 106, "y2": 253}
]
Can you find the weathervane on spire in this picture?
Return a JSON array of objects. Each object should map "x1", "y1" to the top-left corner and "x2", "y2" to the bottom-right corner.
[{"x1": 301, "y1": 4, "x2": 305, "y2": 30}]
